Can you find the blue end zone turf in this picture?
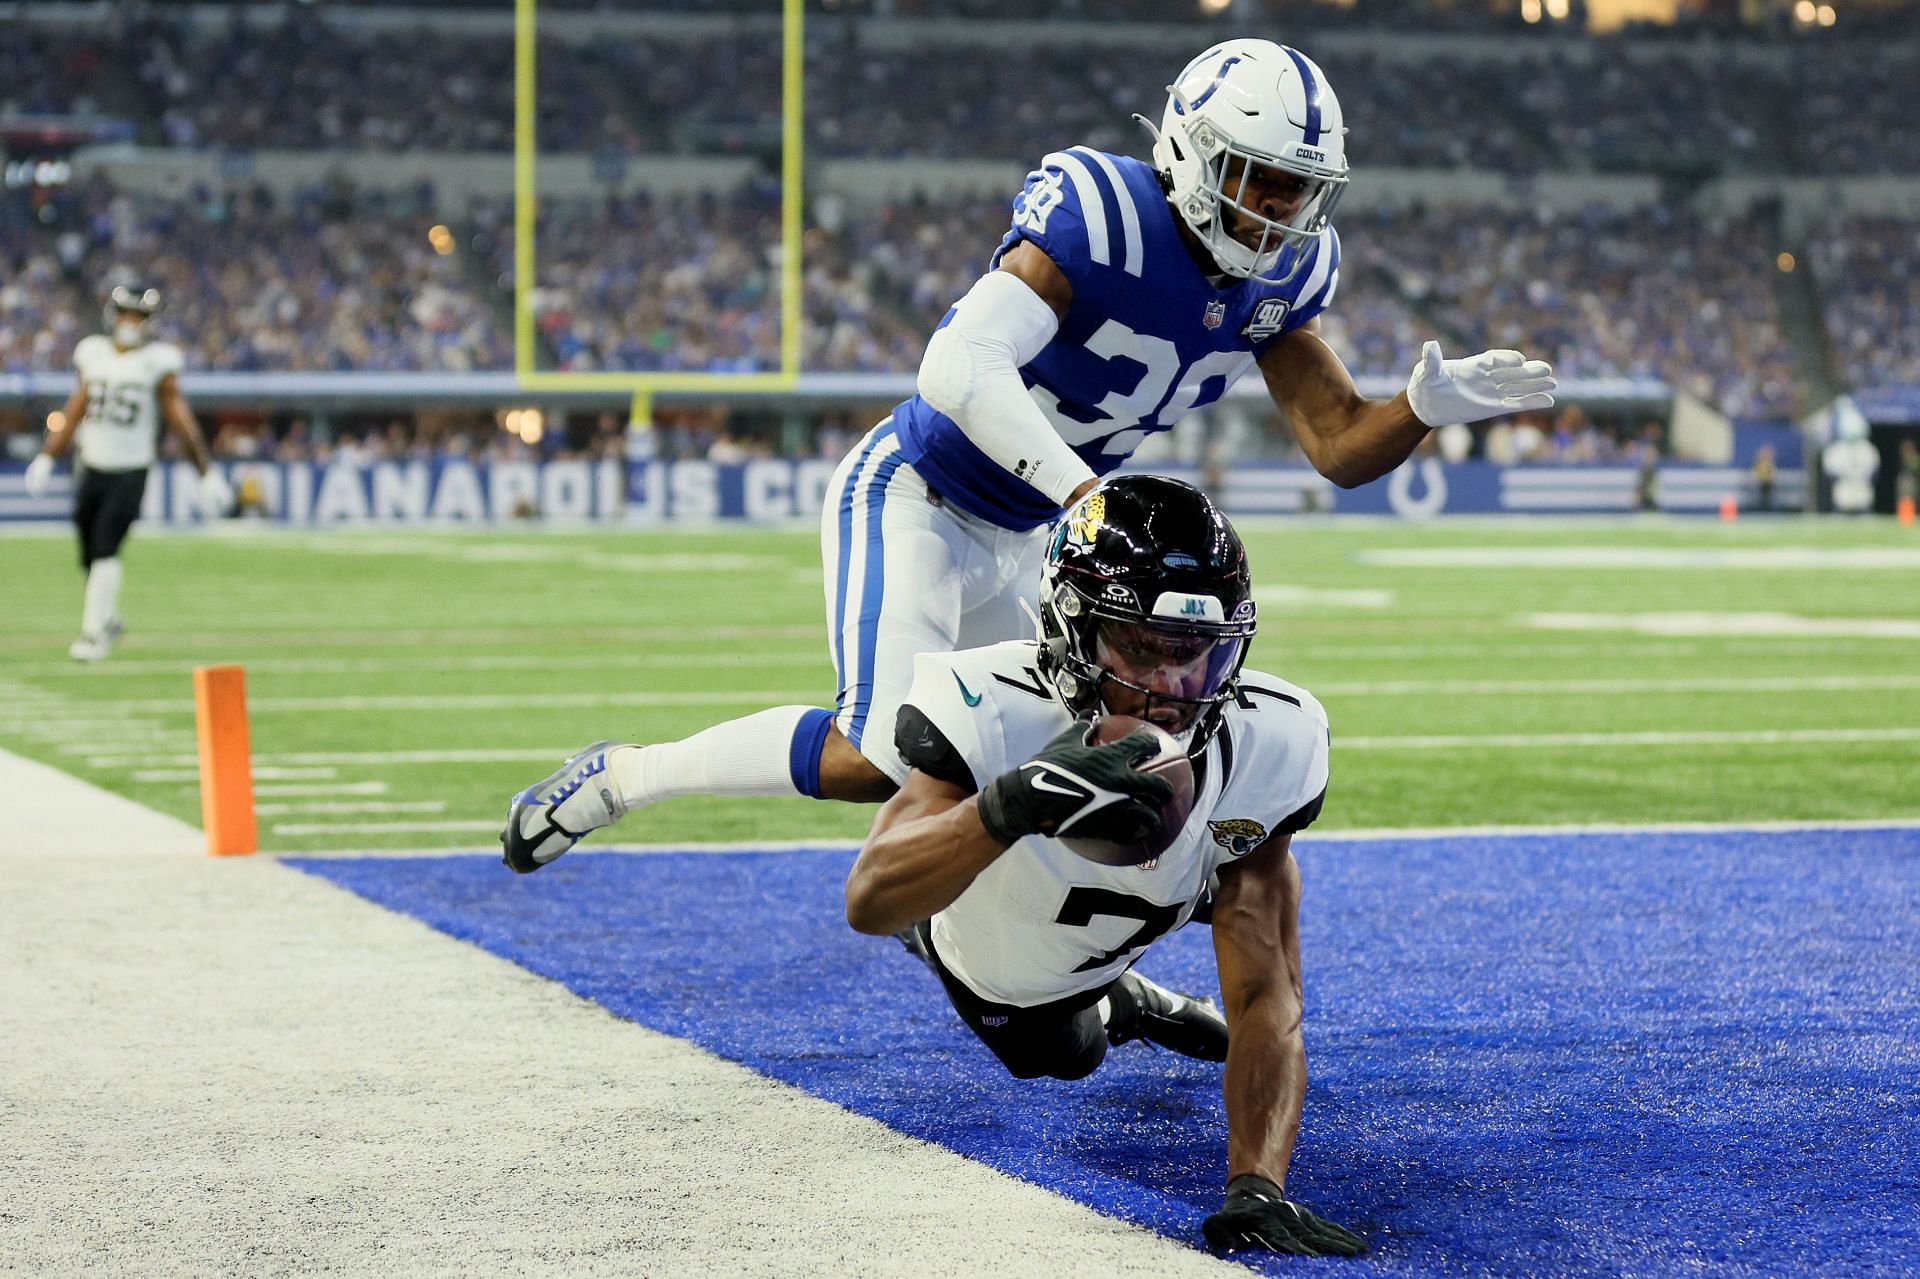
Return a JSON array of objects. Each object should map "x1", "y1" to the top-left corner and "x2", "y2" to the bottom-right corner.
[{"x1": 289, "y1": 828, "x2": 1920, "y2": 1277}]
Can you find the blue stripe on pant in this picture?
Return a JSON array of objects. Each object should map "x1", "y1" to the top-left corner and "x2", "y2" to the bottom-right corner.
[
  {"x1": 846, "y1": 449, "x2": 907, "y2": 749},
  {"x1": 831, "y1": 425, "x2": 893, "y2": 714}
]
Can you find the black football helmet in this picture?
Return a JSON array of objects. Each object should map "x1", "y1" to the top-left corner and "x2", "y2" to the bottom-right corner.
[{"x1": 1036, "y1": 475, "x2": 1256, "y2": 755}]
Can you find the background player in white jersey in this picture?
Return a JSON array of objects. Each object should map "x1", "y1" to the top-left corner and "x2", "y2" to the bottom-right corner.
[
  {"x1": 23, "y1": 286, "x2": 231, "y2": 661},
  {"x1": 502, "y1": 38, "x2": 1555, "y2": 873},
  {"x1": 845, "y1": 476, "x2": 1365, "y2": 1258}
]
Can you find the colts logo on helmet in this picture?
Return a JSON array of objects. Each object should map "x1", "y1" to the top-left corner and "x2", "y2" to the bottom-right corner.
[
  {"x1": 1208, "y1": 818, "x2": 1268, "y2": 857},
  {"x1": 1068, "y1": 493, "x2": 1106, "y2": 546}
]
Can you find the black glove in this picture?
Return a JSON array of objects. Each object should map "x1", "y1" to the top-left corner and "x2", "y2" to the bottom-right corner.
[
  {"x1": 976, "y1": 721, "x2": 1173, "y2": 846},
  {"x1": 1202, "y1": 1174, "x2": 1368, "y2": 1257}
]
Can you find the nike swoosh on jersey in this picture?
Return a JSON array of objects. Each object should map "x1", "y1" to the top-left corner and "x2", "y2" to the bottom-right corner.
[{"x1": 953, "y1": 672, "x2": 983, "y2": 707}]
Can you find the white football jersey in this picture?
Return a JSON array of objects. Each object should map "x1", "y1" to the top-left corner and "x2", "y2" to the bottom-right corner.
[
  {"x1": 898, "y1": 640, "x2": 1330, "y2": 1008},
  {"x1": 71, "y1": 335, "x2": 184, "y2": 471}
]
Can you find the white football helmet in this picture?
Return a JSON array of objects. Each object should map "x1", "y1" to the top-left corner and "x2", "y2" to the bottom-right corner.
[{"x1": 1140, "y1": 39, "x2": 1349, "y2": 286}]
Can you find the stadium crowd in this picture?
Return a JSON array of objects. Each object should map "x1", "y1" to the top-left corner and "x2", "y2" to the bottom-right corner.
[
  {"x1": 0, "y1": 178, "x2": 1864, "y2": 420},
  {"x1": 1811, "y1": 215, "x2": 1920, "y2": 391},
  {"x1": 6, "y1": 11, "x2": 1914, "y2": 176}
]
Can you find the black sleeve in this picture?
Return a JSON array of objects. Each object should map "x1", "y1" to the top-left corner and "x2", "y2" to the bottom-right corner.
[
  {"x1": 895, "y1": 704, "x2": 978, "y2": 793},
  {"x1": 1275, "y1": 787, "x2": 1326, "y2": 836}
]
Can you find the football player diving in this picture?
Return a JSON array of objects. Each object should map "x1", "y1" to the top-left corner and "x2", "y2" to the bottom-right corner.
[
  {"x1": 846, "y1": 475, "x2": 1363, "y2": 1257},
  {"x1": 502, "y1": 39, "x2": 1554, "y2": 871},
  {"x1": 24, "y1": 286, "x2": 231, "y2": 661}
]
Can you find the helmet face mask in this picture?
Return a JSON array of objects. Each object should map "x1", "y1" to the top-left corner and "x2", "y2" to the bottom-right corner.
[
  {"x1": 104, "y1": 285, "x2": 161, "y2": 345},
  {"x1": 1143, "y1": 39, "x2": 1349, "y2": 286},
  {"x1": 1036, "y1": 477, "x2": 1257, "y2": 757}
]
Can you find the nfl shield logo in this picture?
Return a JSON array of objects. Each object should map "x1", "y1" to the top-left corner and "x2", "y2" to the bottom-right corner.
[{"x1": 1202, "y1": 299, "x2": 1226, "y2": 330}]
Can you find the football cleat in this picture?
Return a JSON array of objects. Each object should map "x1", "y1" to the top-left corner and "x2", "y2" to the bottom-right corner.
[
  {"x1": 67, "y1": 618, "x2": 121, "y2": 663},
  {"x1": 501, "y1": 740, "x2": 630, "y2": 874},
  {"x1": 1106, "y1": 970, "x2": 1229, "y2": 1061}
]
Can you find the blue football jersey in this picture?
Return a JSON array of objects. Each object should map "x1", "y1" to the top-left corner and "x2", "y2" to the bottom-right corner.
[{"x1": 892, "y1": 146, "x2": 1341, "y2": 530}]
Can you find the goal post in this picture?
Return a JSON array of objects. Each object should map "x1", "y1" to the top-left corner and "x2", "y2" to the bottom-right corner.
[{"x1": 512, "y1": 0, "x2": 804, "y2": 394}]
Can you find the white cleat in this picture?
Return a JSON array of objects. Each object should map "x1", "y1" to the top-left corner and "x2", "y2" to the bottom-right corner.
[
  {"x1": 68, "y1": 617, "x2": 123, "y2": 663},
  {"x1": 500, "y1": 740, "x2": 632, "y2": 874}
]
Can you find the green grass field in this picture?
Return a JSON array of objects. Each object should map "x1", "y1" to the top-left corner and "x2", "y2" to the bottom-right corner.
[{"x1": 3, "y1": 517, "x2": 1917, "y2": 853}]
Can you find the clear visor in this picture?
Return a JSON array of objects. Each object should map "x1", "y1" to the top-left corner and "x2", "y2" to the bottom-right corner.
[
  {"x1": 1092, "y1": 618, "x2": 1247, "y2": 734},
  {"x1": 1204, "y1": 146, "x2": 1345, "y2": 285}
]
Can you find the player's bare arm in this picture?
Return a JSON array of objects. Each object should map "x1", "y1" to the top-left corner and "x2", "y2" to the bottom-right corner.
[
  {"x1": 1259, "y1": 322, "x2": 1430, "y2": 488},
  {"x1": 158, "y1": 374, "x2": 214, "y2": 474},
  {"x1": 847, "y1": 717, "x2": 1173, "y2": 936},
  {"x1": 1211, "y1": 831, "x2": 1310, "y2": 1185},
  {"x1": 845, "y1": 769, "x2": 1004, "y2": 936},
  {"x1": 1262, "y1": 321, "x2": 1559, "y2": 488},
  {"x1": 1205, "y1": 830, "x2": 1368, "y2": 1256}
]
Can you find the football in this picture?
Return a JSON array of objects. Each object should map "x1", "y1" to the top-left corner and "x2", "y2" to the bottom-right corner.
[{"x1": 1058, "y1": 714, "x2": 1196, "y2": 867}]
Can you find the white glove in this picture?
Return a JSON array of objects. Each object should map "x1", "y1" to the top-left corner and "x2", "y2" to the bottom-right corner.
[
  {"x1": 24, "y1": 452, "x2": 55, "y2": 497},
  {"x1": 198, "y1": 467, "x2": 234, "y2": 516},
  {"x1": 1406, "y1": 340, "x2": 1557, "y2": 428}
]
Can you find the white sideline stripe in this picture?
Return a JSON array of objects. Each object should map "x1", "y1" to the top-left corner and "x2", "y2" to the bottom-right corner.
[
  {"x1": 2, "y1": 762, "x2": 1240, "y2": 1276},
  {"x1": 1362, "y1": 546, "x2": 1920, "y2": 570},
  {"x1": 282, "y1": 817, "x2": 1920, "y2": 860},
  {"x1": 256, "y1": 801, "x2": 448, "y2": 816},
  {"x1": 0, "y1": 745, "x2": 201, "y2": 857},
  {"x1": 70, "y1": 691, "x2": 827, "y2": 715},
  {"x1": 271, "y1": 820, "x2": 498, "y2": 836},
  {"x1": 1527, "y1": 611, "x2": 1920, "y2": 640},
  {"x1": 1340, "y1": 727, "x2": 1920, "y2": 750},
  {"x1": 252, "y1": 781, "x2": 389, "y2": 796},
  {"x1": 58, "y1": 739, "x2": 196, "y2": 756}
]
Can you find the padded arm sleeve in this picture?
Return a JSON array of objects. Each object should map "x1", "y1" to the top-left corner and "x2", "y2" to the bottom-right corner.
[{"x1": 916, "y1": 270, "x2": 1098, "y2": 507}]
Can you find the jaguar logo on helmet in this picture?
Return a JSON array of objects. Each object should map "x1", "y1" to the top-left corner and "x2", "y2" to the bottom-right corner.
[
  {"x1": 1067, "y1": 493, "x2": 1106, "y2": 546},
  {"x1": 1208, "y1": 818, "x2": 1268, "y2": 856}
]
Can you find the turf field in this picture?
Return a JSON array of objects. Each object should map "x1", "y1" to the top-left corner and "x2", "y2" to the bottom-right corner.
[{"x1": 2, "y1": 517, "x2": 1917, "y2": 852}]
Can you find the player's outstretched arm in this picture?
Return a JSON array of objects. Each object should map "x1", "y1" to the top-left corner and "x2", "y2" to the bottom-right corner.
[
  {"x1": 160, "y1": 374, "x2": 232, "y2": 514},
  {"x1": 845, "y1": 769, "x2": 1008, "y2": 937},
  {"x1": 845, "y1": 721, "x2": 1171, "y2": 936},
  {"x1": 1259, "y1": 326, "x2": 1555, "y2": 488},
  {"x1": 916, "y1": 242, "x2": 1099, "y2": 509},
  {"x1": 1205, "y1": 833, "x2": 1367, "y2": 1257}
]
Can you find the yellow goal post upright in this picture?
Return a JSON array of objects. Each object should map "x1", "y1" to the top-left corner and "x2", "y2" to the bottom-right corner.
[{"x1": 512, "y1": 0, "x2": 805, "y2": 424}]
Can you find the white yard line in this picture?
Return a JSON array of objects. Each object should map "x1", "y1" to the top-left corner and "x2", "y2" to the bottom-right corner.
[
  {"x1": 270, "y1": 820, "x2": 499, "y2": 836},
  {"x1": 1339, "y1": 726, "x2": 1920, "y2": 750},
  {"x1": 134, "y1": 767, "x2": 338, "y2": 783},
  {"x1": 0, "y1": 624, "x2": 817, "y2": 651},
  {"x1": 252, "y1": 781, "x2": 390, "y2": 797},
  {"x1": 255, "y1": 801, "x2": 448, "y2": 816},
  {"x1": 1363, "y1": 546, "x2": 1920, "y2": 569},
  {"x1": 1526, "y1": 611, "x2": 1920, "y2": 640},
  {"x1": 86, "y1": 722, "x2": 1920, "y2": 774},
  {"x1": 8, "y1": 651, "x2": 826, "y2": 678},
  {"x1": 66, "y1": 691, "x2": 827, "y2": 715},
  {"x1": 57, "y1": 671, "x2": 1920, "y2": 718}
]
